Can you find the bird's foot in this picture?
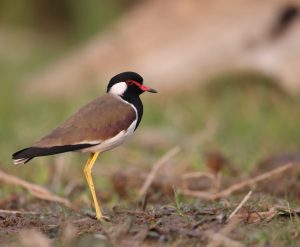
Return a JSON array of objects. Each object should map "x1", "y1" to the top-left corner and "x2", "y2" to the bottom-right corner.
[{"x1": 85, "y1": 211, "x2": 110, "y2": 222}]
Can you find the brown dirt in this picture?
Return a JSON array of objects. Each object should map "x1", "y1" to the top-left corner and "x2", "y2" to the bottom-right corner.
[
  {"x1": 1, "y1": 152, "x2": 300, "y2": 246},
  {"x1": 0, "y1": 201, "x2": 225, "y2": 246}
]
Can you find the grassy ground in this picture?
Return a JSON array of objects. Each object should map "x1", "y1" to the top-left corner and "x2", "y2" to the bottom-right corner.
[{"x1": 0, "y1": 33, "x2": 300, "y2": 246}]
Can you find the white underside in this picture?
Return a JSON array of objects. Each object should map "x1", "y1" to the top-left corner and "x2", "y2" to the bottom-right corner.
[
  {"x1": 81, "y1": 118, "x2": 137, "y2": 153},
  {"x1": 81, "y1": 95, "x2": 138, "y2": 153}
]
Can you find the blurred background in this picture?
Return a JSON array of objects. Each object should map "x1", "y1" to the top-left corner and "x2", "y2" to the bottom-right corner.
[{"x1": 0, "y1": 0, "x2": 300, "y2": 203}]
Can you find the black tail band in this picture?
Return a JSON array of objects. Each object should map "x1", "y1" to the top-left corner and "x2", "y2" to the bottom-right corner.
[{"x1": 12, "y1": 143, "x2": 95, "y2": 162}]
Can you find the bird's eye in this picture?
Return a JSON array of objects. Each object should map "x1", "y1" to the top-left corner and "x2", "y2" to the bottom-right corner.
[{"x1": 126, "y1": 80, "x2": 134, "y2": 85}]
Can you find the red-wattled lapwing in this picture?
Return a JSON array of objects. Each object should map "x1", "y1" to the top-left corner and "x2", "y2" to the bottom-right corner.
[{"x1": 12, "y1": 71, "x2": 157, "y2": 220}]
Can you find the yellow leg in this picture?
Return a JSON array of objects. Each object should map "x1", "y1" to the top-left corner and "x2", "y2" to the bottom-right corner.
[{"x1": 83, "y1": 152, "x2": 102, "y2": 220}]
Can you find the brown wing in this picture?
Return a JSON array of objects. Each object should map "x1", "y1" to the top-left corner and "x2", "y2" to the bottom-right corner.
[{"x1": 34, "y1": 94, "x2": 136, "y2": 148}]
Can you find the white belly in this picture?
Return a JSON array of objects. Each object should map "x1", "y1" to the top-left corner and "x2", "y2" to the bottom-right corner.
[{"x1": 81, "y1": 119, "x2": 137, "y2": 153}]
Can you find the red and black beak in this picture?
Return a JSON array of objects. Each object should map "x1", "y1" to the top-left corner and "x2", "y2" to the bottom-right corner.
[
  {"x1": 139, "y1": 84, "x2": 158, "y2": 93},
  {"x1": 127, "y1": 80, "x2": 158, "y2": 93}
]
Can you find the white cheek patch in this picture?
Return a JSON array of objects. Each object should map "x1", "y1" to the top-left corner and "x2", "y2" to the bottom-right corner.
[{"x1": 109, "y1": 82, "x2": 127, "y2": 96}]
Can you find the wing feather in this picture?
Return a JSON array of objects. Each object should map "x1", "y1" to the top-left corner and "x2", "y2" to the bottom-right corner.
[{"x1": 34, "y1": 94, "x2": 136, "y2": 148}]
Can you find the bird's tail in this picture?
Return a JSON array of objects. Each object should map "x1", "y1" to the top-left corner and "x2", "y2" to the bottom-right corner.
[
  {"x1": 12, "y1": 148, "x2": 34, "y2": 165},
  {"x1": 12, "y1": 143, "x2": 96, "y2": 165}
]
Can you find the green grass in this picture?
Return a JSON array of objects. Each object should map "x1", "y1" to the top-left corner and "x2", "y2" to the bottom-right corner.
[
  {"x1": 0, "y1": 30, "x2": 300, "y2": 246},
  {"x1": 241, "y1": 217, "x2": 300, "y2": 246},
  {"x1": 2, "y1": 64, "x2": 300, "y2": 174}
]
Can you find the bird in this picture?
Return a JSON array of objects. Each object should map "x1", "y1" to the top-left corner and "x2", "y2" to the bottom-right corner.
[{"x1": 12, "y1": 71, "x2": 157, "y2": 220}]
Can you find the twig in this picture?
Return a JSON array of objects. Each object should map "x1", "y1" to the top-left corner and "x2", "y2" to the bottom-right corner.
[
  {"x1": 228, "y1": 190, "x2": 252, "y2": 220},
  {"x1": 138, "y1": 146, "x2": 180, "y2": 199},
  {"x1": 205, "y1": 218, "x2": 243, "y2": 247},
  {"x1": 19, "y1": 229, "x2": 51, "y2": 247},
  {"x1": 182, "y1": 172, "x2": 214, "y2": 179},
  {"x1": 179, "y1": 189, "x2": 215, "y2": 200},
  {"x1": 0, "y1": 209, "x2": 46, "y2": 215},
  {"x1": 205, "y1": 230, "x2": 244, "y2": 247},
  {"x1": 216, "y1": 163, "x2": 293, "y2": 198},
  {"x1": 0, "y1": 168, "x2": 74, "y2": 209},
  {"x1": 180, "y1": 163, "x2": 294, "y2": 200},
  {"x1": 181, "y1": 172, "x2": 214, "y2": 190},
  {"x1": 240, "y1": 207, "x2": 277, "y2": 223}
]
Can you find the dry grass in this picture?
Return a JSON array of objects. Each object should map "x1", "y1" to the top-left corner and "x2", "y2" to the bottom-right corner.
[{"x1": 1, "y1": 55, "x2": 300, "y2": 246}]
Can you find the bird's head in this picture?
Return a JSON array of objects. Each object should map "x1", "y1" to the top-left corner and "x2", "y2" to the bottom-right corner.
[{"x1": 107, "y1": 72, "x2": 157, "y2": 97}]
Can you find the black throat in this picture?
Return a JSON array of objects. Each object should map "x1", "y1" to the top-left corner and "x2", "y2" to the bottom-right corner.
[{"x1": 121, "y1": 94, "x2": 143, "y2": 129}]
